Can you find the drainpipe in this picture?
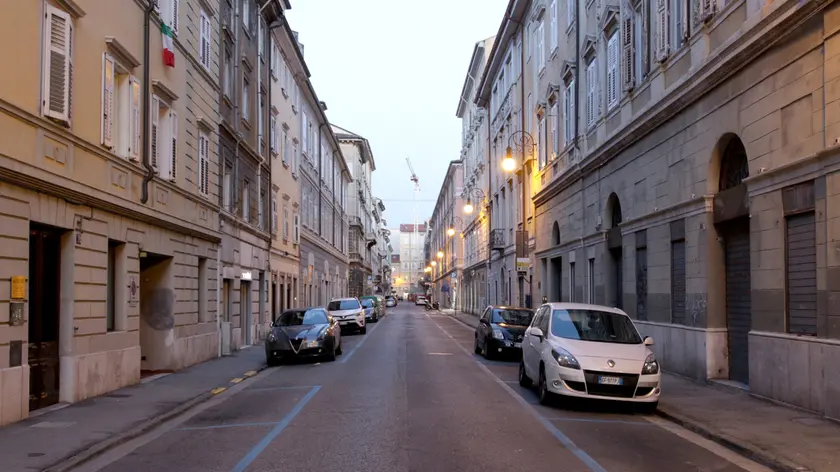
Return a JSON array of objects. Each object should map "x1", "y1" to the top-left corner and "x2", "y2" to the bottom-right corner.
[
  {"x1": 140, "y1": 2, "x2": 154, "y2": 204},
  {"x1": 486, "y1": 103, "x2": 492, "y2": 308},
  {"x1": 519, "y1": 23, "x2": 527, "y2": 308},
  {"x1": 574, "y1": 0, "x2": 581, "y2": 155}
]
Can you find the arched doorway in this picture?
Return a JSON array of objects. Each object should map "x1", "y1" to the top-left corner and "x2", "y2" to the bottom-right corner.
[
  {"x1": 606, "y1": 194, "x2": 623, "y2": 309},
  {"x1": 713, "y1": 135, "x2": 751, "y2": 385}
]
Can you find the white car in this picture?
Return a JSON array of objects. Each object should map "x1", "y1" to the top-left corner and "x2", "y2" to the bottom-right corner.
[
  {"x1": 415, "y1": 296, "x2": 427, "y2": 306},
  {"x1": 327, "y1": 298, "x2": 366, "y2": 334},
  {"x1": 519, "y1": 303, "x2": 660, "y2": 411}
]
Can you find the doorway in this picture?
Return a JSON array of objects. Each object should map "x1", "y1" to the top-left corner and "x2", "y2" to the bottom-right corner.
[
  {"x1": 549, "y1": 257, "x2": 562, "y2": 302},
  {"x1": 241, "y1": 281, "x2": 252, "y2": 345},
  {"x1": 28, "y1": 224, "x2": 63, "y2": 411},
  {"x1": 606, "y1": 193, "x2": 623, "y2": 309},
  {"x1": 139, "y1": 252, "x2": 174, "y2": 374}
]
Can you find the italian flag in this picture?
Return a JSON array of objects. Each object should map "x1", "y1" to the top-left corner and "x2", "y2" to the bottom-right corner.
[{"x1": 162, "y1": 23, "x2": 175, "y2": 67}]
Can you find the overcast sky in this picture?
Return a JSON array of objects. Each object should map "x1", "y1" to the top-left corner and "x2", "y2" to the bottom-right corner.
[{"x1": 286, "y1": 0, "x2": 509, "y2": 227}]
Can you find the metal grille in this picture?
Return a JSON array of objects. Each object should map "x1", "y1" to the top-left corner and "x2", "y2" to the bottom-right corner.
[
  {"x1": 786, "y1": 212, "x2": 817, "y2": 335},
  {"x1": 723, "y1": 219, "x2": 752, "y2": 384},
  {"x1": 671, "y1": 240, "x2": 686, "y2": 324}
]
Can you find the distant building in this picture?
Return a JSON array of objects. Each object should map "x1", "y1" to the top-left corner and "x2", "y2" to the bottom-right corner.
[{"x1": 392, "y1": 223, "x2": 427, "y2": 296}]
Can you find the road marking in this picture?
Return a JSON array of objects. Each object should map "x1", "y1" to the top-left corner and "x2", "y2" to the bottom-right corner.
[
  {"x1": 244, "y1": 370, "x2": 258, "y2": 377},
  {"x1": 243, "y1": 386, "x2": 319, "y2": 392},
  {"x1": 339, "y1": 321, "x2": 382, "y2": 363},
  {"x1": 176, "y1": 421, "x2": 280, "y2": 431},
  {"x1": 544, "y1": 417, "x2": 654, "y2": 426},
  {"x1": 229, "y1": 386, "x2": 321, "y2": 472},
  {"x1": 211, "y1": 387, "x2": 226, "y2": 395},
  {"x1": 428, "y1": 352, "x2": 452, "y2": 356},
  {"x1": 425, "y1": 313, "x2": 608, "y2": 472},
  {"x1": 230, "y1": 378, "x2": 244, "y2": 384}
]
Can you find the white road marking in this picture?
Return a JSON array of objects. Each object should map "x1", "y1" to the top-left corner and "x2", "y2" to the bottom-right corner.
[{"x1": 427, "y1": 352, "x2": 453, "y2": 356}]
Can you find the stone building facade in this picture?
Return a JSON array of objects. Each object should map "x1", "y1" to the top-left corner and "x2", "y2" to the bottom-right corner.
[
  {"x1": 428, "y1": 161, "x2": 466, "y2": 310},
  {"x1": 0, "y1": 0, "x2": 224, "y2": 425},
  {"x1": 507, "y1": 0, "x2": 840, "y2": 419}
]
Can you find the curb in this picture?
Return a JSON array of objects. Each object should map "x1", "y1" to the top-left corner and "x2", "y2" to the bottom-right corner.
[
  {"x1": 654, "y1": 407, "x2": 808, "y2": 472},
  {"x1": 44, "y1": 363, "x2": 271, "y2": 472}
]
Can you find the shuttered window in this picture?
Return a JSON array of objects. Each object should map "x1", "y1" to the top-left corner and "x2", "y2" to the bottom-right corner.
[
  {"x1": 102, "y1": 54, "x2": 115, "y2": 148},
  {"x1": 586, "y1": 60, "x2": 597, "y2": 126},
  {"x1": 43, "y1": 5, "x2": 74, "y2": 125},
  {"x1": 199, "y1": 9, "x2": 211, "y2": 70},
  {"x1": 168, "y1": 110, "x2": 178, "y2": 182},
  {"x1": 656, "y1": 0, "x2": 669, "y2": 62},
  {"x1": 550, "y1": 0, "x2": 558, "y2": 51},
  {"x1": 606, "y1": 32, "x2": 619, "y2": 110},
  {"x1": 130, "y1": 78, "x2": 141, "y2": 160},
  {"x1": 671, "y1": 239, "x2": 686, "y2": 325},
  {"x1": 564, "y1": 79, "x2": 575, "y2": 145},
  {"x1": 198, "y1": 132, "x2": 210, "y2": 196},
  {"x1": 537, "y1": 21, "x2": 545, "y2": 72},
  {"x1": 271, "y1": 194, "x2": 278, "y2": 234},
  {"x1": 150, "y1": 96, "x2": 160, "y2": 169},
  {"x1": 622, "y1": 8, "x2": 635, "y2": 90},
  {"x1": 786, "y1": 212, "x2": 817, "y2": 335}
]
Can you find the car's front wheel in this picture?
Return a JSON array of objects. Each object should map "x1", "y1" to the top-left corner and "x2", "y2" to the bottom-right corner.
[
  {"x1": 538, "y1": 366, "x2": 553, "y2": 405},
  {"x1": 360, "y1": 326, "x2": 367, "y2": 335},
  {"x1": 325, "y1": 344, "x2": 337, "y2": 362},
  {"x1": 638, "y1": 401, "x2": 658, "y2": 414},
  {"x1": 474, "y1": 336, "x2": 481, "y2": 354},
  {"x1": 336, "y1": 340, "x2": 343, "y2": 355},
  {"x1": 519, "y1": 360, "x2": 532, "y2": 387},
  {"x1": 482, "y1": 337, "x2": 494, "y2": 360}
]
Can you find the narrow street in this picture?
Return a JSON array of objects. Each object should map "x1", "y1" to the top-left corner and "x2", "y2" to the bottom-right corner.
[{"x1": 73, "y1": 305, "x2": 769, "y2": 472}]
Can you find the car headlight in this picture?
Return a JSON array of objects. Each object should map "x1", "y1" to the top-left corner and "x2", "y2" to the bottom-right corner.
[
  {"x1": 492, "y1": 329, "x2": 504, "y2": 340},
  {"x1": 551, "y1": 348, "x2": 581, "y2": 370},
  {"x1": 642, "y1": 353, "x2": 659, "y2": 375},
  {"x1": 355, "y1": 310, "x2": 364, "y2": 318},
  {"x1": 267, "y1": 332, "x2": 276, "y2": 342},
  {"x1": 317, "y1": 329, "x2": 326, "y2": 341}
]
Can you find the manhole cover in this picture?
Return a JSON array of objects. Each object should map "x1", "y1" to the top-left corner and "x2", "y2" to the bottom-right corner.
[{"x1": 28, "y1": 453, "x2": 45, "y2": 457}]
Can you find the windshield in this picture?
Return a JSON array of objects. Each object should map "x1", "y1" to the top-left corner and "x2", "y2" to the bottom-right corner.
[
  {"x1": 275, "y1": 309, "x2": 328, "y2": 326},
  {"x1": 360, "y1": 299, "x2": 374, "y2": 308},
  {"x1": 550, "y1": 309, "x2": 642, "y2": 344},
  {"x1": 491, "y1": 309, "x2": 534, "y2": 326},
  {"x1": 328, "y1": 299, "x2": 361, "y2": 311}
]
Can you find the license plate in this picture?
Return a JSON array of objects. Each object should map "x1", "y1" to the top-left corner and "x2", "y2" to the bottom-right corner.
[
  {"x1": 513, "y1": 342, "x2": 522, "y2": 348},
  {"x1": 598, "y1": 376, "x2": 623, "y2": 385}
]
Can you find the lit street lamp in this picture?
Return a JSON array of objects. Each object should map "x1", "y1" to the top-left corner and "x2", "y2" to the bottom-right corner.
[
  {"x1": 447, "y1": 216, "x2": 464, "y2": 238},
  {"x1": 431, "y1": 260, "x2": 437, "y2": 267},
  {"x1": 436, "y1": 250, "x2": 444, "y2": 259},
  {"x1": 461, "y1": 188, "x2": 485, "y2": 215}
]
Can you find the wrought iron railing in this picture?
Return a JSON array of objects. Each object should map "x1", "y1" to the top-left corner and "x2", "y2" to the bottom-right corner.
[{"x1": 490, "y1": 228, "x2": 505, "y2": 250}]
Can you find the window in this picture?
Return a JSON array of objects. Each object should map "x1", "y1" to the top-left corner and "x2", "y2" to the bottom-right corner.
[
  {"x1": 150, "y1": 96, "x2": 177, "y2": 182},
  {"x1": 657, "y1": 0, "x2": 670, "y2": 61},
  {"x1": 550, "y1": 0, "x2": 558, "y2": 51},
  {"x1": 564, "y1": 79, "x2": 575, "y2": 145},
  {"x1": 270, "y1": 116, "x2": 278, "y2": 154},
  {"x1": 536, "y1": 20, "x2": 545, "y2": 72},
  {"x1": 258, "y1": 17, "x2": 265, "y2": 59},
  {"x1": 242, "y1": 76, "x2": 250, "y2": 122},
  {"x1": 586, "y1": 59, "x2": 597, "y2": 126},
  {"x1": 271, "y1": 194, "x2": 278, "y2": 234},
  {"x1": 198, "y1": 257, "x2": 208, "y2": 322},
  {"x1": 223, "y1": 163, "x2": 233, "y2": 210},
  {"x1": 537, "y1": 113, "x2": 546, "y2": 169},
  {"x1": 101, "y1": 54, "x2": 141, "y2": 160},
  {"x1": 301, "y1": 112, "x2": 309, "y2": 156},
  {"x1": 258, "y1": 93, "x2": 264, "y2": 146},
  {"x1": 283, "y1": 205, "x2": 289, "y2": 240},
  {"x1": 551, "y1": 98, "x2": 560, "y2": 158},
  {"x1": 43, "y1": 5, "x2": 74, "y2": 125},
  {"x1": 223, "y1": 48, "x2": 233, "y2": 98},
  {"x1": 292, "y1": 141, "x2": 298, "y2": 175},
  {"x1": 588, "y1": 258, "x2": 595, "y2": 303},
  {"x1": 199, "y1": 9, "x2": 211, "y2": 70},
  {"x1": 241, "y1": 0, "x2": 249, "y2": 29},
  {"x1": 672, "y1": 0, "x2": 686, "y2": 50},
  {"x1": 293, "y1": 213, "x2": 300, "y2": 243},
  {"x1": 259, "y1": 187, "x2": 265, "y2": 229},
  {"x1": 282, "y1": 129, "x2": 290, "y2": 165},
  {"x1": 606, "y1": 32, "x2": 619, "y2": 110},
  {"x1": 567, "y1": 0, "x2": 575, "y2": 26},
  {"x1": 107, "y1": 241, "x2": 119, "y2": 332},
  {"x1": 242, "y1": 180, "x2": 251, "y2": 220},
  {"x1": 569, "y1": 261, "x2": 576, "y2": 302},
  {"x1": 198, "y1": 132, "x2": 210, "y2": 196}
]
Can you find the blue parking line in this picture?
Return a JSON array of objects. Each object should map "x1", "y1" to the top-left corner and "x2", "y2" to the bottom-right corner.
[
  {"x1": 544, "y1": 417, "x2": 653, "y2": 426},
  {"x1": 229, "y1": 385, "x2": 320, "y2": 472},
  {"x1": 339, "y1": 321, "x2": 381, "y2": 364},
  {"x1": 176, "y1": 421, "x2": 280, "y2": 431}
]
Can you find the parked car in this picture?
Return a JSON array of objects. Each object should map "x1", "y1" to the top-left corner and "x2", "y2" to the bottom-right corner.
[
  {"x1": 474, "y1": 306, "x2": 535, "y2": 360},
  {"x1": 415, "y1": 295, "x2": 427, "y2": 306},
  {"x1": 359, "y1": 297, "x2": 380, "y2": 323},
  {"x1": 385, "y1": 295, "x2": 397, "y2": 307},
  {"x1": 519, "y1": 303, "x2": 660, "y2": 411},
  {"x1": 327, "y1": 297, "x2": 366, "y2": 334},
  {"x1": 265, "y1": 307, "x2": 341, "y2": 365}
]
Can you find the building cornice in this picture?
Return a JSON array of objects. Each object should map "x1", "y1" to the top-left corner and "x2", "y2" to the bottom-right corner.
[{"x1": 533, "y1": 0, "x2": 828, "y2": 208}]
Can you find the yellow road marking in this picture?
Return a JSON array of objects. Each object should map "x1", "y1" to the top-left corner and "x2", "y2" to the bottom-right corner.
[
  {"x1": 211, "y1": 387, "x2": 226, "y2": 395},
  {"x1": 230, "y1": 378, "x2": 244, "y2": 384},
  {"x1": 244, "y1": 370, "x2": 257, "y2": 377}
]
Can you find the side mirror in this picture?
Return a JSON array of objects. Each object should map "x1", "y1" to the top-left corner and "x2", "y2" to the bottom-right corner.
[
  {"x1": 644, "y1": 336, "x2": 654, "y2": 346},
  {"x1": 529, "y1": 327, "x2": 544, "y2": 340}
]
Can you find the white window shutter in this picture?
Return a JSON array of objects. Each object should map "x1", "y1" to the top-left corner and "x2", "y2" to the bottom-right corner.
[
  {"x1": 681, "y1": 0, "x2": 690, "y2": 42},
  {"x1": 568, "y1": 0, "x2": 575, "y2": 25},
  {"x1": 550, "y1": 0, "x2": 558, "y2": 50},
  {"x1": 43, "y1": 6, "x2": 73, "y2": 123},
  {"x1": 153, "y1": 0, "x2": 161, "y2": 14},
  {"x1": 700, "y1": 0, "x2": 714, "y2": 21},
  {"x1": 150, "y1": 96, "x2": 160, "y2": 170},
  {"x1": 294, "y1": 214, "x2": 300, "y2": 243},
  {"x1": 586, "y1": 63, "x2": 594, "y2": 125},
  {"x1": 199, "y1": 134, "x2": 209, "y2": 195},
  {"x1": 622, "y1": 12, "x2": 635, "y2": 90},
  {"x1": 657, "y1": 0, "x2": 670, "y2": 62},
  {"x1": 606, "y1": 36, "x2": 616, "y2": 108},
  {"x1": 200, "y1": 11, "x2": 210, "y2": 69},
  {"x1": 169, "y1": 110, "x2": 178, "y2": 181},
  {"x1": 172, "y1": 0, "x2": 180, "y2": 34},
  {"x1": 101, "y1": 54, "x2": 115, "y2": 148},
  {"x1": 130, "y1": 78, "x2": 141, "y2": 160},
  {"x1": 271, "y1": 195, "x2": 278, "y2": 234}
]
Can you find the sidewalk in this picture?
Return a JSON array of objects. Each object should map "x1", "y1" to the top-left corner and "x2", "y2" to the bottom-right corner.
[
  {"x1": 442, "y1": 311, "x2": 840, "y2": 472},
  {"x1": 0, "y1": 345, "x2": 268, "y2": 472}
]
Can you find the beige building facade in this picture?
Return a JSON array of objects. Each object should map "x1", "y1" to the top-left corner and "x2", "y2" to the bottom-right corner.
[
  {"x1": 428, "y1": 161, "x2": 466, "y2": 310},
  {"x1": 0, "y1": 0, "x2": 223, "y2": 425},
  {"x1": 484, "y1": 0, "x2": 840, "y2": 419}
]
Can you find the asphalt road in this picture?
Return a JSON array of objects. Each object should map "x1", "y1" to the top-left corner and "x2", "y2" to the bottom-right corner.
[{"x1": 76, "y1": 305, "x2": 772, "y2": 472}]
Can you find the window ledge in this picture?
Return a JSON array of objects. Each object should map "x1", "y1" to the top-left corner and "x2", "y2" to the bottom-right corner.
[
  {"x1": 57, "y1": 0, "x2": 86, "y2": 18},
  {"x1": 105, "y1": 37, "x2": 140, "y2": 69},
  {"x1": 197, "y1": 116, "x2": 214, "y2": 132},
  {"x1": 152, "y1": 80, "x2": 179, "y2": 103}
]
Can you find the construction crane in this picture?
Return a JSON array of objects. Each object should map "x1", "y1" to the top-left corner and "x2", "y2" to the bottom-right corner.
[{"x1": 406, "y1": 157, "x2": 421, "y2": 291}]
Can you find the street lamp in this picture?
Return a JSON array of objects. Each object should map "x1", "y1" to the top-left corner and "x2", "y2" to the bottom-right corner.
[
  {"x1": 436, "y1": 250, "x2": 444, "y2": 259},
  {"x1": 447, "y1": 226, "x2": 456, "y2": 237},
  {"x1": 431, "y1": 260, "x2": 437, "y2": 267},
  {"x1": 502, "y1": 146, "x2": 516, "y2": 172},
  {"x1": 447, "y1": 216, "x2": 464, "y2": 238},
  {"x1": 461, "y1": 188, "x2": 485, "y2": 215}
]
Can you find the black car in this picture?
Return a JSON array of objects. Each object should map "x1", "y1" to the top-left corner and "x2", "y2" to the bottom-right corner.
[
  {"x1": 266, "y1": 307, "x2": 342, "y2": 365},
  {"x1": 474, "y1": 306, "x2": 535, "y2": 360}
]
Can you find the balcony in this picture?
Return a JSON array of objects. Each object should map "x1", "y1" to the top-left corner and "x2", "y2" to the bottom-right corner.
[
  {"x1": 349, "y1": 216, "x2": 362, "y2": 228},
  {"x1": 490, "y1": 228, "x2": 505, "y2": 251}
]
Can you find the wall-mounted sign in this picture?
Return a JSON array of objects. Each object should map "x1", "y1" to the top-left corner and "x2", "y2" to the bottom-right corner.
[
  {"x1": 242, "y1": 271, "x2": 253, "y2": 281},
  {"x1": 128, "y1": 275, "x2": 139, "y2": 307},
  {"x1": 516, "y1": 258, "x2": 531, "y2": 273},
  {"x1": 11, "y1": 276, "x2": 26, "y2": 299}
]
